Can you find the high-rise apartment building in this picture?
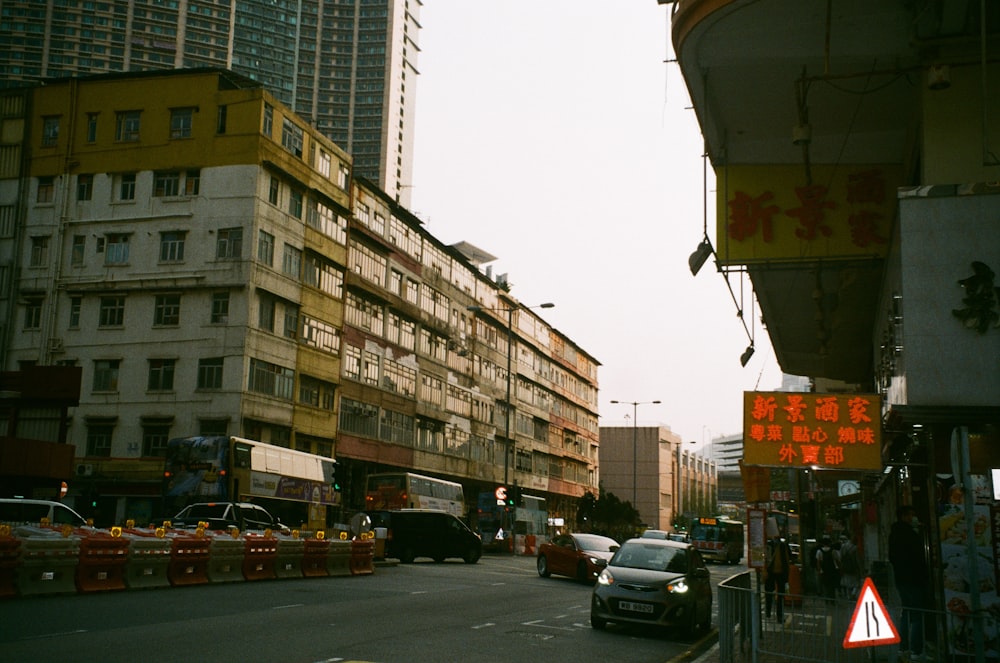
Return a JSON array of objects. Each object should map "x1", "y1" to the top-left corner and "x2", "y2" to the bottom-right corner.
[
  {"x1": 0, "y1": 0, "x2": 421, "y2": 204},
  {"x1": 0, "y1": 69, "x2": 600, "y2": 531}
]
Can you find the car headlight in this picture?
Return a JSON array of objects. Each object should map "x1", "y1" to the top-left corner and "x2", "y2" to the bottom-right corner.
[
  {"x1": 597, "y1": 568, "x2": 614, "y2": 586},
  {"x1": 666, "y1": 579, "x2": 690, "y2": 594}
]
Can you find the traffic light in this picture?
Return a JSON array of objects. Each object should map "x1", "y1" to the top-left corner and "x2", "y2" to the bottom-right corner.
[
  {"x1": 506, "y1": 485, "x2": 515, "y2": 507},
  {"x1": 332, "y1": 462, "x2": 341, "y2": 491}
]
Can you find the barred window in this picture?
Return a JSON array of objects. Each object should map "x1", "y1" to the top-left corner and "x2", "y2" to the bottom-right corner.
[
  {"x1": 339, "y1": 398, "x2": 378, "y2": 438},
  {"x1": 348, "y1": 239, "x2": 386, "y2": 287},
  {"x1": 419, "y1": 374, "x2": 443, "y2": 406},
  {"x1": 154, "y1": 294, "x2": 181, "y2": 326},
  {"x1": 306, "y1": 199, "x2": 347, "y2": 244},
  {"x1": 148, "y1": 358, "x2": 175, "y2": 391},
  {"x1": 210, "y1": 292, "x2": 229, "y2": 324},
  {"x1": 303, "y1": 251, "x2": 344, "y2": 298},
  {"x1": 93, "y1": 359, "x2": 120, "y2": 392},
  {"x1": 159, "y1": 231, "x2": 186, "y2": 262},
  {"x1": 301, "y1": 315, "x2": 340, "y2": 354},
  {"x1": 343, "y1": 344, "x2": 361, "y2": 381},
  {"x1": 197, "y1": 357, "x2": 224, "y2": 389},
  {"x1": 380, "y1": 408, "x2": 414, "y2": 446},
  {"x1": 248, "y1": 358, "x2": 294, "y2": 400},
  {"x1": 382, "y1": 358, "x2": 416, "y2": 397},
  {"x1": 216, "y1": 228, "x2": 242, "y2": 259},
  {"x1": 99, "y1": 296, "x2": 125, "y2": 327}
]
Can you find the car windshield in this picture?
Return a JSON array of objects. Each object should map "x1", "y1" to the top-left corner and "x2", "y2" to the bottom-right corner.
[
  {"x1": 178, "y1": 504, "x2": 228, "y2": 519},
  {"x1": 574, "y1": 534, "x2": 619, "y2": 553},
  {"x1": 612, "y1": 542, "x2": 688, "y2": 573}
]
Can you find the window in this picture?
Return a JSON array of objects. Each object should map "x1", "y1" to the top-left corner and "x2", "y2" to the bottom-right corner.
[
  {"x1": 216, "y1": 227, "x2": 242, "y2": 259},
  {"x1": 99, "y1": 295, "x2": 125, "y2": 327},
  {"x1": 71, "y1": 235, "x2": 85, "y2": 266},
  {"x1": 282, "y1": 243, "x2": 301, "y2": 278},
  {"x1": 289, "y1": 189, "x2": 303, "y2": 219},
  {"x1": 263, "y1": 103, "x2": 273, "y2": 137},
  {"x1": 306, "y1": 199, "x2": 347, "y2": 244},
  {"x1": 258, "y1": 292, "x2": 275, "y2": 332},
  {"x1": 299, "y1": 374, "x2": 336, "y2": 410},
  {"x1": 281, "y1": 118, "x2": 303, "y2": 157},
  {"x1": 154, "y1": 171, "x2": 179, "y2": 197},
  {"x1": 170, "y1": 107, "x2": 194, "y2": 139},
  {"x1": 23, "y1": 297, "x2": 43, "y2": 330},
  {"x1": 216, "y1": 105, "x2": 227, "y2": 134},
  {"x1": 257, "y1": 230, "x2": 274, "y2": 266},
  {"x1": 29, "y1": 236, "x2": 49, "y2": 267},
  {"x1": 248, "y1": 358, "x2": 294, "y2": 400},
  {"x1": 119, "y1": 173, "x2": 136, "y2": 201},
  {"x1": 268, "y1": 176, "x2": 279, "y2": 205},
  {"x1": 69, "y1": 296, "x2": 81, "y2": 328},
  {"x1": 317, "y1": 149, "x2": 331, "y2": 177},
  {"x1": 142, "y1": 419, "x2": 171, "y2": 457},
  {"x1": 301, "y1": 315, "x2": 340, "y2": 354},
  {"x1": 92, "y1": 359, "x2": 120, "y2": 392},
  {"x1": 76, "y1": 174, "x2": 93, "y2": 201},
  {"x1": 338, "y1": 165, "x2": 349, "y2": 189},
  {"x1": 42, "y1": 116, "x2": 60, "y2": 146},
  {"x1": 283, "y1": 303, "x2": 298, "y2": 340},
  {"x1": 86, "y1": 113, "x2": 98, "y2": 143},
  {"x1": 104, "y1": 233, "x2": 129, "y2": 264},
  {"x1": 197, "y1": 357, "x2": 224, "y2": 389},
  {"x1": 147, "y1": 358, "x2": 175, "y2": 391},
  {"x1": 303, "y1": 252, "x2": 344, "y2": 298},
  {"x1": 37, "y1": 177, "x2": 54, "y2": 203},
  {"x1": 115, "y1": 110, "x2": 141, "y2": 142},
  {"x1": 159, "y1": 231, "x2": 185, "y2": 262},
  {"x1": 86, "y1": 420, "x2": 114, "y2": 457},
  {"x1": 184, "y1": 169, "x2": 200, "y2": 196},
  {"x1": 210, "y1": 292, "x2": 229, "y2": 324},
  {"x1": 153, "y1": 294, "x2": 180, "y2": 326}
]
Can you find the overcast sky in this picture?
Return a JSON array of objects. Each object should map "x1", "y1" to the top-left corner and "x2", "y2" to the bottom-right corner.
[{"x1": 409, "y1": 1, "x2": 786, "y2": 450}]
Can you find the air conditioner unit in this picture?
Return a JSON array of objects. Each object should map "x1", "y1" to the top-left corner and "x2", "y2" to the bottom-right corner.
[{"x1": 76, "y1": 463, "x2": 94, "y2": 477}]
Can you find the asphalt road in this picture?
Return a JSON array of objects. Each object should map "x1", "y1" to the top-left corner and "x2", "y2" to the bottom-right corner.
[{"x1": 0, "y1": 553, "x2": 737, "y2": 663}]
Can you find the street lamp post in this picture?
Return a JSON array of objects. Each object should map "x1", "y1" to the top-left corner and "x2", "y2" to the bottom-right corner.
[{"x1": 610, "y1": 399, "x2": 660, "y2": 518}]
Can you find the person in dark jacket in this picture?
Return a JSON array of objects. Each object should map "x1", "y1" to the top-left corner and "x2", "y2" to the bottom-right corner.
[
  {"x1": 889, "y1": 505, "x2": 929, "y2": 661},
  {"x1": 764, "y1": 528, "x2": 793, "y2": 623}
]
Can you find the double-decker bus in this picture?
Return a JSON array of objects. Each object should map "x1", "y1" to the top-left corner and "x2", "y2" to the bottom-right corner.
[
  {"x1": 513, "y1": 494, "x2": 548, "y2": 554},
  {"x1": 689, "y1": 516, "x2": 745, "y2": 564},
  {"x1": 364, "y1": 472, "x2": 465, "y2": 518},
  {"x1": 162, "y1": 435, "x2": 338, "y2": 531}
]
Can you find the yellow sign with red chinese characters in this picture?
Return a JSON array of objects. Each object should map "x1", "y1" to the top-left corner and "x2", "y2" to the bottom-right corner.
[
  {"x1": 742, "y1": 391, "x2": 882, "y2": 470},
  {"x1": 716, "y1": 165, "x2": 901, "y2": 264}
]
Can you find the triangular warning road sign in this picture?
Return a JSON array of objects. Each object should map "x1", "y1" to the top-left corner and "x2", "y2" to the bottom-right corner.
[{"x1": 843, "y1": 577, "x2": 900, "y2": 649}]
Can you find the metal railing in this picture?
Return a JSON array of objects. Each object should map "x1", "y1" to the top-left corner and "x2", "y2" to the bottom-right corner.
[{"x1": 717, "y1": 571, "x2": 995, "y2": 663}]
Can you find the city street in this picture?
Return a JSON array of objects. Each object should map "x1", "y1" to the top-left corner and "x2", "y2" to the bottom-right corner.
[{"x1": 0, "y1": 552, "x2": 734, "y2": 663}]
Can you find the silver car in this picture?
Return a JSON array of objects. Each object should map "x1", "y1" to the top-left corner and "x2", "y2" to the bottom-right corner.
[{"x1": 590, "y1": 538, "x2": 713, "y2": 637}]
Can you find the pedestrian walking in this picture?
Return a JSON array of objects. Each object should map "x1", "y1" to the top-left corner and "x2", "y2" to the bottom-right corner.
[
  {"x1": 815, "y1": 535, "x2": 841, "y2": 604},
  {"x1": 764, "y1": 527, "x2": 793, "y2": 624},
  {"x1": 838, "y1": 534, "x2": 862, "y2": 599},
  {"x1": 889, "y1": 505, "x2": 929, "y2": 662}
]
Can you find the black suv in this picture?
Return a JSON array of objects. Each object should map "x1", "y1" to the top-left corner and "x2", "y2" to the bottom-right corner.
[
  {"x1": 369, "y1": 509, "x2": 482, "y2": 564},
  {"x1": 170, "y1": 502, "x2": 289, "y2": 533}
]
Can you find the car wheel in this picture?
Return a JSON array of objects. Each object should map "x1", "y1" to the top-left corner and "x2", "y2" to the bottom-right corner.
[
  {"x1": 576, "y1": 560, "x2": 589, "y2": 582},
  {"x1": 591, "y1": 613, "x2": 607, "y2": 630},
  {"x1": 400, "y1": 547, "x2": 415, "y2": 564},
  {"x1": 684, "y1": 603, "x2": 702, "y2": 639},
  {"x1": 463, "y1": 546, "x2": 480, "y2": 564},
  {"x1": 537, "y1": 555, "x2": 550, "y2": 578}
]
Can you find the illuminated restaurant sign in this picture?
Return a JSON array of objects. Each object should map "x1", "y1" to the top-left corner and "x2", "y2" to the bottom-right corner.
[
  {"x1": 716, "y1": 165, "x2": 901, "y2": 265},
  {"x1": 742, "y1": 391, "x2": 882, "y2": 471}
]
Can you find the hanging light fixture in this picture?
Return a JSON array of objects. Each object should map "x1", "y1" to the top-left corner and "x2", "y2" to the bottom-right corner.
[
  {"x1": 688, "y1": 238, "x2": 714, "y2": 276},
  {"x1": 740, "y1": 344, "x2": 755, "y2": 367}
]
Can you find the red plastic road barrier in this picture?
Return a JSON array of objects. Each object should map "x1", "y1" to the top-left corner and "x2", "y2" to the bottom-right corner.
[
  {"x1": 242, "y1": 536, "x2": 277, "y2": 581},
  {"x1": 167, "y1": 535, "x2": 210, "y2": 586},
  {"x1": 76, "y1": 532, "x2": 129, "y2": 593},
  {"x1": 0, "y1": 537, "x2": 21, "y2": 598},
  {"x1": 350, "y1": 539, "x2": 374, "y2": 576}
]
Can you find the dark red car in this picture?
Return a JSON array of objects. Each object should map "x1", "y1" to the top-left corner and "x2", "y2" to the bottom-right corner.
[{"x1": 536, "y1": 533, "x2": 620, "y2": 582}]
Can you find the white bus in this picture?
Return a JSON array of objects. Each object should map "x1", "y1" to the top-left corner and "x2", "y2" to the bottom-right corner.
[{"x1": 364, "y1": 472, "x2": 465, "y2": 518}]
